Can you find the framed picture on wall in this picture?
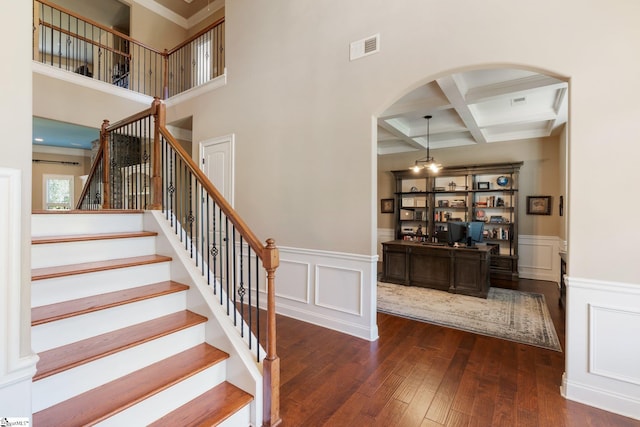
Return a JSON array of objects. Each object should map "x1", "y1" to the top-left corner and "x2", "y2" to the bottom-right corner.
[
  {"x1": 381, "y1": 198, "x2": 394, "y2": 213},
  {"x1": 526, "y1": 196, "x2": 552, "y2": 215}
]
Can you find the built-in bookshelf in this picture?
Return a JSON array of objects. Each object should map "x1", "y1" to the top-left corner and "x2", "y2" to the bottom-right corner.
[{"x1": 391, "y1": 162, "x2": 523, "y2": 283}]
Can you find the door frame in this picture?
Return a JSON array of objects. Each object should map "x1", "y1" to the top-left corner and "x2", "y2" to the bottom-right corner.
[{"x1": 199, "y1": 134, "x2": 235, "y2": 207}]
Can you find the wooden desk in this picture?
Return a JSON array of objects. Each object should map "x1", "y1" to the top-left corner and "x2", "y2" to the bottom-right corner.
[{"x1": 381, "y1": 240, "x2": 492, "y2": 298}]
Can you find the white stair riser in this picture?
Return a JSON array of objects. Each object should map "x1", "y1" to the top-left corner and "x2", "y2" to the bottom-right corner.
[
  {"x1": 32, "y1": 292, "x2": 187, "y2": 352},
  {"x1": 33, "y1": 324, "x2": 207, "y2": 412},
  {"x1": 32, "y1": 262, "x2": 171, "y2": 307},
  {"x1": 219, "y1": 404, "x2": 252, "y2": 427},
  {"x1": 96, "y1": 363, "x2": 229, "y2": 427},
  {"x1": 32, "y1": 213, "x2": 144, "y2": 237},
  {"x1": 32, "y1": 237, "x2": 157, "y2": 269}
]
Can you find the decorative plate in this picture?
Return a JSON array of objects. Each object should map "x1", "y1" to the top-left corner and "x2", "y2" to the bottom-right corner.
[
  {"x1": 410, "y1": 186, "x2": 420, "y2": 192},
  {"x1": 496, "y1": 176, "x2": 509, "y2": 187}
]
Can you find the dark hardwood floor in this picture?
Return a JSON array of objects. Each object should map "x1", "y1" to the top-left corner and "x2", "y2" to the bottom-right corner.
[{"x1": 273, "y1": 279, "x2": 640, "y2": 426}]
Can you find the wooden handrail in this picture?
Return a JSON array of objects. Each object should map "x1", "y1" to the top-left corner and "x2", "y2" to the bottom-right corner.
[
  {"x1": 158, "y1": 105, "x2": 281, "y2": 427},
  {"x1": 75, "y1": 141, "x2": 104, "y2": 209},
  {"x1": 36, "y1": 0, "x2": 226, "y2": 100},
  {"x1": 75, "y1": 99, "x2": 281, "y2": 426},
  {"x1": 158, "y1": 124, "x2": 265, "y2": 259},
  {"x1": 38, "y1": 21, "x2": 131, "y2": 59},
  {"x1": 37, "y1": 0, "x2": 164, "y2": 55},
  {"x1": 106, "y1": 103, "x2": 159, "y2": 132}
]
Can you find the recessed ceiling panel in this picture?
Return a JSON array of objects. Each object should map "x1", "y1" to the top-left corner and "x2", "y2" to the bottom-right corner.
[
  {"x1": 33, "y1": 117, "x2": 99, "y2": 150},
  {"x1": 470, "y1": 89, "x2": 559, "y2": 127}
]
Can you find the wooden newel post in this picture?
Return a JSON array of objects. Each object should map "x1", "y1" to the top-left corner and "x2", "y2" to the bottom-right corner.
[
  {"x1": 262, "y1": 238, "x2": 282, "y2": 427},
  {"x1": 150, "y1": 98, "x2": 163, "y2": 210},
  {"x1": 162, "y1": 49, "x2": 169, "y2": 100},
  {"x1": 101, "y1": 119, "x2": 111, "y2": 209}
]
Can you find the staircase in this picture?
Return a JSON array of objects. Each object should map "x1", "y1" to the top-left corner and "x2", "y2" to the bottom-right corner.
[{"x1": 31, "y1": 211, "x2": 254, "y2": 426}]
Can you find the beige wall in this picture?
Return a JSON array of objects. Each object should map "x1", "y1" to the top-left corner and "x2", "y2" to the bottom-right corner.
[
  {"x1": 31, "y1": 151, "x2": 91, "y2": 210},
  {"x1": 33, "y1": 72, "x2": 152, "y2": 128},
  {"x1": 378, "y1": 136, "x2": 562, "y2": 237},
  {"x1": 162, "y1": 0, "x2": 640, "y2": 284},
  {"x1": 130, "y1": 3, "x2": 187, "y2": 50},
  {"x1": 188, "y1": 7, "x2": 225, "y2": 37},
  {"x1": 32, "y1": 0, "x2": 640, "y2": 284}
]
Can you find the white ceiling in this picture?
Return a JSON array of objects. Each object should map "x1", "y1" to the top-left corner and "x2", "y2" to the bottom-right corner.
[
  {"x1": 152, "y1": 0, "x2": 216, "y2": 19},
  {"x1": 377, "y1": 69, "x2": 568, "y2": 155}
]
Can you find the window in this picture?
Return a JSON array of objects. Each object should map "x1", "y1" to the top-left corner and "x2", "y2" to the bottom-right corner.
[
  {"x1": 43, "y1": 174, "x2": 74, "y2": 210},
  {"x1": 193, "y1": 37, "x2": 212, "y2": 86}
]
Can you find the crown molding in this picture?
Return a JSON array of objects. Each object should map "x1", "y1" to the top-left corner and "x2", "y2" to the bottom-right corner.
[{"x1": 133, "y1": 0, "x2": 223, "y2": 30}]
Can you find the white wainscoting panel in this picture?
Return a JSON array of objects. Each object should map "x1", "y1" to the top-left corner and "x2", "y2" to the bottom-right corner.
[
  {"x1": 377, "y1": 228, "x2": 395, "y2": 260},
  {"x1": 589, "y1": 304, "x2": 640, "y2": 385},
  {"x1": 518, "y1": 235, "x2": 561, "y2": 283},
  {"x1": 315, "y1": 265, "x2": 362, "y2": 316},
  {"x1": 267, "y1": 246, "x2": 379, "y2": 341},
  {"x1": 0, "y1": 168, "x2": 38, "y2": 417},
  {"x1": 563, "y1": 276, "x2": 640, "y2": 420},
  {"x1": 275, "y1": 259, "x2": 310, "y2": 304}
]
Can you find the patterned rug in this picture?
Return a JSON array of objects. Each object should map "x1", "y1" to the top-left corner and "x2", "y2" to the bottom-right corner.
[{"x1": 377, "y1": 282, "x2": 562, "y2": 352}]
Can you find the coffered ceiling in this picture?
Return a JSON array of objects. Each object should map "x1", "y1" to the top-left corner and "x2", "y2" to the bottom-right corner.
[{"x1": 377, "y1": 69, "x2": 568, "y2": 155}]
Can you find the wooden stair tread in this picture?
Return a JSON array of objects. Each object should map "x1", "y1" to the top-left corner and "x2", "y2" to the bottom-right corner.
[
  {"x1": 32, "y1": 281, "x2": 189, "y2": 325},
  {"x1": 149, "y1": 381, "x2": 254, "y2": 427},
  {"x1": 34, "y1": 310, "x2": 207, "y2": 381},
  {"x1": 32, "y1": 231, "x2": 158, "y2": 245},
  {"x1": 33, "y1": 343, "x2": 228, "y2": 427},
  {"x1": 31, "y1": 254, "x2": 172, "y2": 281}
]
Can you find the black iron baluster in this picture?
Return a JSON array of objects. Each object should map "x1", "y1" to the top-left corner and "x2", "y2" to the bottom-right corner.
[
  {"x1": 199, "y1": 185, "x2": 204, "y2": 272},
  {"x1": 210, "y1": 200, "x2": 218, "y2": 294},
  {"x1": 238, "y1": 235, "x2": 245, "y2": 336},
  {"x1": 225, "y1": 216, "x2": 230, "y2": 314},
  {"x1": 253, "y1": 255, "x2": 260, "y2": 362},
  {"x1": 232, "y1": 226, "x2": 237, "y2": 325}
]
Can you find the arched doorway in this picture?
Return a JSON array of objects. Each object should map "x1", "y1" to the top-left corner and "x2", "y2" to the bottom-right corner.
[{"x1": 373, "y1": 64, "x2": 570, "y2": 365}]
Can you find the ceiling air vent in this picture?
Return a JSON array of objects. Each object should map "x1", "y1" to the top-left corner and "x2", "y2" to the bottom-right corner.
[
  {"x1": 350, "y1": 34, "x2": 380, "y2": 61},
  {"x1": 511, "y1": 96, "x2": 527, "y2": 106}
]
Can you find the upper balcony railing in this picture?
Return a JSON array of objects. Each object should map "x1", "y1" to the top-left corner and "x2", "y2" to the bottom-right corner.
[{"x1": 33, "y1": 0, "x2": 225, "y2": 99}]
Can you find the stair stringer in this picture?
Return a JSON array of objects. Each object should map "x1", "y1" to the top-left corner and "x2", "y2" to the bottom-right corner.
[{"x1": 144, "y1": 211, "x2": 264, "y2": 427}]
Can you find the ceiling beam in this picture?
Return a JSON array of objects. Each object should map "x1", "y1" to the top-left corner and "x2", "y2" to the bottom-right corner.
[{"x1": 436, "y1": 75, "x2": 487, "y2": 144}]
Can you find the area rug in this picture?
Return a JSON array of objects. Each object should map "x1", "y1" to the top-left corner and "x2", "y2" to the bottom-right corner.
[{"x1": 377, "y1": 282, "x2": 562, "y2": 352}]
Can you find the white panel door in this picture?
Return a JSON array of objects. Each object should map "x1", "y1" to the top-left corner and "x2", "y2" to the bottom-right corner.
[
  {"x1": 200, "y1": 135, "x2": 235, "y2": 287},
  {"x1": 200, "y1": 135, "x2": 234, "y2": 207}
]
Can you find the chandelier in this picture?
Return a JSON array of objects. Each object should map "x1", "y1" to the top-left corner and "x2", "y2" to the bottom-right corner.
[{"x1": 410, "y1": 115, "x2": 441, "y2": 173}]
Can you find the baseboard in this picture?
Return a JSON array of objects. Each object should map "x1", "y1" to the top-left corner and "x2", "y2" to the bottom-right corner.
[{"x1": 562, "y1": 373, "x2": 640, "y2": 421}]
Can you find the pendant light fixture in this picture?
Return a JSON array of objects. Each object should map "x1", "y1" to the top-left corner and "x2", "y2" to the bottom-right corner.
[{"x1": 410, "y1": 115, "x2": 441, "y2": 173}]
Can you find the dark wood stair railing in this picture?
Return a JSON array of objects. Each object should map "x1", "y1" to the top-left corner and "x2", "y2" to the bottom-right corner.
[{"x1": 76, "y1": 99, "x2": 281, "y2": 426}]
